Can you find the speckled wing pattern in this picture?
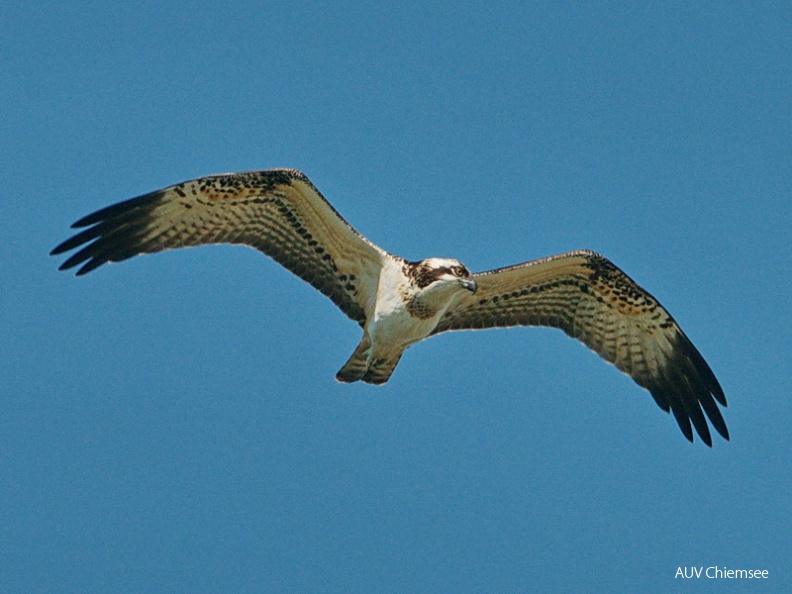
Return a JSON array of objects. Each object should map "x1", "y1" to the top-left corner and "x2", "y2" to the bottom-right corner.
[
  {"x1": 51, "y1": 169, "x2": 385, "y2": 326},
  {"x1": 433, "y1": 250, "x2": 728, "y2": 445}
]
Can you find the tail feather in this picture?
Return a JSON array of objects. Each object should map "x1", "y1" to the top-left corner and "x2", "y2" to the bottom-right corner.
[
  {"x1": 335, "y1": 339, "x2": 371, "y2": 383},
  {"x1": 361, "y1": 354, "x2": 403, "y2": 385},
  {"x1": 335, "y1": 338, "x2": 404, "y2": 385}
]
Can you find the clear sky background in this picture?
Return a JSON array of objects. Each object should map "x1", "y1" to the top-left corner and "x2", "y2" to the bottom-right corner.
[{"x1": 3, "y1": 2, "x2": 790, "y2": 592}]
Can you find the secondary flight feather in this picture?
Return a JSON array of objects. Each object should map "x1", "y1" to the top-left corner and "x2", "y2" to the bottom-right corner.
[{"x1": 52, "y1": 168, "x2": 728, "y2": 445}]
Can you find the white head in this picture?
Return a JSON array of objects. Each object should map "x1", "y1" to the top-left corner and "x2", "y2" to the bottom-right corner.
[{"x1": 408, "y1": 257, "x2": 478, "y2": 296}]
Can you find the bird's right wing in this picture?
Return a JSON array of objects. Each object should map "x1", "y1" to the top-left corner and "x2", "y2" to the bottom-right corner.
[{"x1": 51, "y1": 169, "x2": 386, "y2": 326}]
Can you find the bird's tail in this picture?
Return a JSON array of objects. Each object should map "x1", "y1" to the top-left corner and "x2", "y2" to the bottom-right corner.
[
  {"x1": 335, "y1": 338, "x2": 403, "y2": 385},
  {"x1": 336, "y1": 340, "x2": 370, "y2": 383},
  {"x1": 361, "y1": 353, "x2": 403, "y2": 385}
]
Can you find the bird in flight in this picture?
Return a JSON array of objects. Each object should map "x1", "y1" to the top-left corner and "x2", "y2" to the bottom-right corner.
[{"x1": 52, "y1": 169, "x2": 728, "y2": 445}]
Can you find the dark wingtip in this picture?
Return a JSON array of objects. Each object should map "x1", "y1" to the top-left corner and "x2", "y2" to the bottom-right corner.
[
  {"x1": 76, "y1": 260, "x2": 103, "y2": 275},
  {"x1": 53, "y1": 190, "x2": 165, "y2": 275},
  {"x1": 712, "y1": 384, "x2": 728, "y2": 408},
  {"x1": 649, "y1": 329, "x2": 728, "y2": 446},
  {"x1": 51, "y1": 235, "x2": 80, "y2": 256},
  {"x1": 670, "y1": 405, "x2": 695, "y2": 443}
]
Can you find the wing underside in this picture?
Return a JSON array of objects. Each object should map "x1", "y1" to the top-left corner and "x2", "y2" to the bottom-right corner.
[
  {"x1": 52, "y1": 169, "x2": 385, "y2": 325},
  {"x1": 434, "y1": 250, "x2": 728, "y2": 445}
]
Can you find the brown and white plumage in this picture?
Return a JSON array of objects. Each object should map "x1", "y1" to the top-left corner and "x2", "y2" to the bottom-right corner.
[
  {"x1": 52, "y1": 168, "x2": 728, "y2": 445},
  {"x1": 432, "y1": 251, "x2": 728, "y2": 445},
  {"x1": 52, "y1": 169, "x2": 384, "y2": 325}
]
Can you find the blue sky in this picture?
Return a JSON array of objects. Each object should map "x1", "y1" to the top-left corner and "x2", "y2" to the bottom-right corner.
[{"x1": 3, "y1": 2, "x2": 790, "y2": 592}]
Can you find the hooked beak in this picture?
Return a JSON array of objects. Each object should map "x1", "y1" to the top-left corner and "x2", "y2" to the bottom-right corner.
[{"x1": 460, "y1": 278, "x2": 478, "y2": 294}]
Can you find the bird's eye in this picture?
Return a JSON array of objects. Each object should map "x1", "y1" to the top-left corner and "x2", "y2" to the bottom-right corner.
[{"x1": 453, "y1": 266, "x2": 466, "y2": 277}]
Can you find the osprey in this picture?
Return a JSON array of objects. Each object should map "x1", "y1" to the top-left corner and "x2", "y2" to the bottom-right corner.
[{"x1": 52, "y1": 169, "x2": 728, "y2": 445}]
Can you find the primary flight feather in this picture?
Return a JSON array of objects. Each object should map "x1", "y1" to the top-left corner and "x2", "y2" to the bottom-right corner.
[{"x1": 52, "y1": 168, "x2": 728, "y2": 445}]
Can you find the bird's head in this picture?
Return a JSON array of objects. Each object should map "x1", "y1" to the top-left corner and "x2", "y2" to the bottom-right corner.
[{"x1": 409, "y1": 258, "x2": 478, "y2": 297}]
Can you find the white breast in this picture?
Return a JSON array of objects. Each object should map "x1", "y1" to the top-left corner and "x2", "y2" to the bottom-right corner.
[{"x1": 365, "y1": 259, "x2": 441, "y2": 357}]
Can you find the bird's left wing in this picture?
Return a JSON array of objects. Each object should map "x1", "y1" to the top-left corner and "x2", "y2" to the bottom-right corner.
[
  {"x1": 433, "y1": 250, "x2": 728, "y2": 445},
  {"x1": 51, "y1": 169, "x2": 385, "y2": 325}
]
